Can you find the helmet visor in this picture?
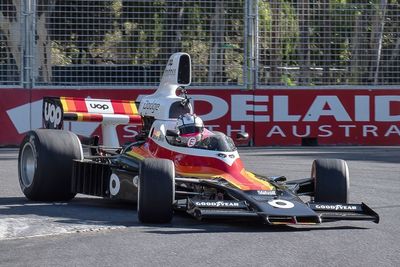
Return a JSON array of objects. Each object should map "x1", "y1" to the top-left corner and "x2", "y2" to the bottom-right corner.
[{"x1": 179, "y1": 125, "x2": 203, "y2": 135}]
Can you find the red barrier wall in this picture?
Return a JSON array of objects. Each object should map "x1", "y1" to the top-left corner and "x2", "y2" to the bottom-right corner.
[
  {"x1": 1, "y1": 88, "x2": 399, "y2": 146},
  {"x1": 253, "y1": 89, "x2": 400, "y2": 145}
]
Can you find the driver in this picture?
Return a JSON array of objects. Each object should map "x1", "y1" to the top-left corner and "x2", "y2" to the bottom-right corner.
[{"x1": 174, "y1": 113, "x2": 204, "y2": 147}]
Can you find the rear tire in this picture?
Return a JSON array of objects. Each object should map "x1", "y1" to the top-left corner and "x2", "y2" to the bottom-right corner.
[
  {"x1": 311, "y1": 159, "x2": 349, "y2": 203},
  {"x1": 18, "y1": 129, "x2": 83, "y2": 201},
  {"x1": 138, "y1": 158, "x2": 175, "y2": 223}
]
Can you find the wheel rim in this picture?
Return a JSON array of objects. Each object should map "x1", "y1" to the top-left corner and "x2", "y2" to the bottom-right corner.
[{"x1": 20, "y1": 143, "x2": 36, "y2": 188}]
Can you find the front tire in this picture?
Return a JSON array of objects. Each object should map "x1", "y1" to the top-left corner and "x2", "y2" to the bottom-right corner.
[
  {"x1": 311, "y1": 159, "x2": 349, "y2": 203},
  {"x1": 138, "y1": 158, "x2": 175, "y2": 223},
  {"x1": 18, "y1": 129, "x2": 83, "y2": 201}
]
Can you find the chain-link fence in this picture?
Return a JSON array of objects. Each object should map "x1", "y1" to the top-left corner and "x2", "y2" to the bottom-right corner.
[
  {"x1": 0, "y1": 0, "x2": 24, "y2": 87},
  {"x1": 36, "y1": 0, "x2": 245, "y2": 86},
  {"x1": 0, "y1": 0, "x2": 399, "y2": 88},
  {"x1": 257, "y1": 0, "x2": 400, "y2": 87}
]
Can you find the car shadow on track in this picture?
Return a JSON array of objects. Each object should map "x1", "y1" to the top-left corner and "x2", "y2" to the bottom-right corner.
[{"x1": 0, "y1": 196, "x2": 370, "y2": 233}]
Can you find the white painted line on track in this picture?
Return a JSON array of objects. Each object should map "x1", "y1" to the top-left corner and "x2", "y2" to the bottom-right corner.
[{"x1": 0, "y1": 217, "x2": 126, "y2": 241}]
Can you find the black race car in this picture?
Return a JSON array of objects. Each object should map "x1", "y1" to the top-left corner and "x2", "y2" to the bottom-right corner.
[{"x1": 18, "y1": 53, "x2": 379, "y2": 225}]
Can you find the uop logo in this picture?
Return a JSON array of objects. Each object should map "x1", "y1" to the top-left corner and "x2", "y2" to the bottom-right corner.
[
  {"x1": 44, "y1": 102, "x2": 62, "y2": 128},
  {"x1": 85, "y1": 99, "x2": 114, "y2": 114},
  {"x1": 90, "y1": 103, "x2": 109, "y2": 110}
]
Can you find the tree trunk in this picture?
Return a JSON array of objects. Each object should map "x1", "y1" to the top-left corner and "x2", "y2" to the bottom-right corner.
[
  {"x1": 369, "y1": 0, "x2": 387, "y2": 84},
  {"x1": 297, "y1": 0, "x2": 310, "y2": 85},
  {"x1": 160, "y1": 0, "x2": 184, "y2": 62},
  {"x1": 208, "y1": 1, "x2": 225, "y2": 83},
  {"x1": 321, "y1": 0, "x2": 332, "y2": 84},
  {"x1": 0, "y1": 0, "x2": 22, "y2": 77},
  {"x1": 350, "y1": 12, "x2": 362, "y2": 84},
  {"x1": 0, "y1": 0, "x2": 54, "y2": 84},
  {"x1": 35, "y1": 12, "x2": 52, "y2": 83},
  {"x1": 389, "y1": 37, "x2": 400, "y2": 62},
  {"x1": 269, "y1": 1, "x2": 281, "y2": 85}
]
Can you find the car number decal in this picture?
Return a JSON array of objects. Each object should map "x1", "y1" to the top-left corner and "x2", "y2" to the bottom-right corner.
[
  {"x1": 109, "y1": 173, "x2": 120, "y2": 196},
  {"x1": 187, "y1": 137, "x2": 197, "y2": 147},
  {"x1": 268, "y1": 199, "x2": 294, "y2": 209}
]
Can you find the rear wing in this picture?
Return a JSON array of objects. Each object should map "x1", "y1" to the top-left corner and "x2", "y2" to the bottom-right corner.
[
  {"x1": 42, "y1": 52, "x2": 191, "y2": 146},
  {"x1": 43, "y1": 96, "x2": 142, "y2": 147}
]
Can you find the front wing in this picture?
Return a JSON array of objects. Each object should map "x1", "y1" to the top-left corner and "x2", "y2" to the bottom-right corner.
[
  {"x1": 182, "y1": 199, "x2": 379, "y2": 225},
  {"x1": 175, "y1": 178, "x2": 379, "y2": 225}
]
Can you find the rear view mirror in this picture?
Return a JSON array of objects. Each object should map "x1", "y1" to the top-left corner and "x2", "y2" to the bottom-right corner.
[
  {"x1": 178, "y1": 54, "x2": 191, "y2": 85},
  {"x1": 236, "y1": 132, "x2": 249, "y2": 141}
]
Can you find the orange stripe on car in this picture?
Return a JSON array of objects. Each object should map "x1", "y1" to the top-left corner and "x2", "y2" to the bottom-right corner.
[
  {"x1": 240, "y1": 169, "x2": 275, "y2": 190},
  {"x1": 175, "y1": 165, "x2": 253, "y2": 190},
  {"x1": 121, "y1": 102, "x2": 130, "y2": 115},
  {"x1": 67, "y1": 98, "x2": 77, "y2": 112}
]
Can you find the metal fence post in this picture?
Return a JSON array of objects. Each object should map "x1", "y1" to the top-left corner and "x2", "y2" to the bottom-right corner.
[
  {"x1": 31, "y1": 0, "x2": 36, "y2": 87},
  {"x1": 245, "y1": 0, "x2": 258, "y2": 90},
  {"x1": 21, "y1": 0, "x2": 28, "y2": 87},
  {"x1": 254, "y1": 0, "x2": 259, "y2": 89},
  {"x1": 22, "y1": 0, "x2": 36, "y2": 88}
]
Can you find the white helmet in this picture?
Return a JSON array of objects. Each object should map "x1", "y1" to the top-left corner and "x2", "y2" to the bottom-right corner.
[{"x1": 176, "y1": 113, "x2": 204, "y2": 146}]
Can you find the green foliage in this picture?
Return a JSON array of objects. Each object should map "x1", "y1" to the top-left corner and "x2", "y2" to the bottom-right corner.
[
  {"x1": 16, "y1": 0, "x2": 400, "y2": 86},
  {"x1": 257, "y1": 0, "x2": 400, "y2": 85},
  {"x1": 47, "y1": 1, "x2": 246, "y2": 84}
]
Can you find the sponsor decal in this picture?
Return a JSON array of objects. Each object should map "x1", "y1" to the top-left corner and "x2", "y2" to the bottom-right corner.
[
  {"x1": 142, "y1": 102, "x2": 161, "y2": 113},
  {"x1": 85, "y1": 99, "x2": 114, "y2": 114},
  {"x1": 231, "y1": 95, "x2": 400, "y2": 123},
  {"x1": 194, "y1": 201, "x2": 241, "y2": 208},
  {"x1": 268, "y1": 199, "x2": 294, "y2": 209},
  {"x1": 109, "y1": 173, "x2": 120, "y2": 196},
  {"x1": 89, "y1": 103, "x2": 109, "y2": 110},
  {"x1": 43, "y1": 100, "x2": 62, "y2": 129},
  {"x1": 257, "y1": 190, "x2": 276, "y2": 196},
  {"x1": 164, "y1": 68, "x2": 177, "y2": 76},
  {"x1": 314, "y1": 204, "x2": 357, "y2": 211}
]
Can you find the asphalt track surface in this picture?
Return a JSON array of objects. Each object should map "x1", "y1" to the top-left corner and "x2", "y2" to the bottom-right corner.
[{"x1": 0, "y1": 147, "x2": 399, "y2": 266}]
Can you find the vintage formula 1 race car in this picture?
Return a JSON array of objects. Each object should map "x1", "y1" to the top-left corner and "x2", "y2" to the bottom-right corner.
[{"x1": 18, "y1": 53, "x2": 379, "y2": 225}]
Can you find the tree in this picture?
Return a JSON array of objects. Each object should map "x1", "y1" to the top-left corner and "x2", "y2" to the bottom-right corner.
[
  {"x1": 0, "y1": 0, "x2": 22, "y2": 83},
  {"x1": 369, "y1": 0, "x2": 387, "y2": 84},
  {"x1": 208, "y1": 1, "x2": 225, "y2": 83},
  {"x1": 159, "y1": 0, "x2": 185, "y2": 62},
  {"x1": 297, "y1": 0, "x2": 311, "y2": 85},
  {"x1": 269, "y1": 1, "x2": 282, "y2": 85}
]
